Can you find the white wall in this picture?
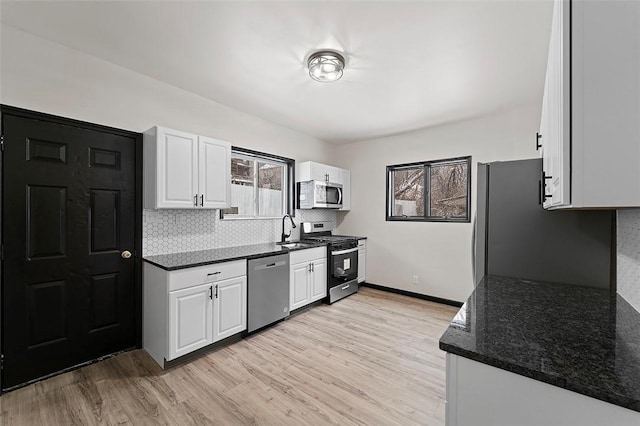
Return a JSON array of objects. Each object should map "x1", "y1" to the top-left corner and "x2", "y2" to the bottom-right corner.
[
  {"x1": 333, "y1": 105, "x2": 539, "y2": 302},
  {"x1": 617, "y1": 210, "x2": 640, "y2": 313},
  {"x1": 0, "y1": 25, "x2": 332, "y2": 163}
]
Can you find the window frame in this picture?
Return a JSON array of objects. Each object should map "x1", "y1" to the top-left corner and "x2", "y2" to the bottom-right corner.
[
  {"x1": 386, "y1": 156, "x2": 471, "y2": 223},
  {"x1": 221, "y1": 146, "x2": 295, "y2": 220}
]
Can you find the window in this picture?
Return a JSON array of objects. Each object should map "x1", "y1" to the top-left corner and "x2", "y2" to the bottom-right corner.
[
  {"x1": 386, "y1": 156, "x2": 471, "y2": 222},
  {"x1": 222, "y1": 147, "x2": 295, "y2": 219}
]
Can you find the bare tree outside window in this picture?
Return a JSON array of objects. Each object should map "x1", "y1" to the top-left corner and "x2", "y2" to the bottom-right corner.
[
  {"x1": 429, "y1": 162, "x2": 468, "y2": 218},
  {"x1": 391, "y1": 167, "x2": 424, "y2": 216},
  {"x1": 386, "y1": 156, "x2": 471, "y2": 222}
]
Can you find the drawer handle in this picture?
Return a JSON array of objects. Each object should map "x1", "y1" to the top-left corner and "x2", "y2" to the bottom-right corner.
[
  {"x1": 207, "y1": 272, "x2": 221, "y2": 276},
  {"x1": 341, "y1": 284, "x2": 350, "y2": 290}
]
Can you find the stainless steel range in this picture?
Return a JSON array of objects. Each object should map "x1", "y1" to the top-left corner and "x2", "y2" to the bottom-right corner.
[{"x1": 300, "y1": 221, "x2": 359, "y2": 304}]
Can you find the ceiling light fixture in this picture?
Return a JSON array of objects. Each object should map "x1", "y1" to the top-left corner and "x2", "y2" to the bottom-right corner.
[{"x1": 308, "y1": 50, "x2": 345, "y2": 83}]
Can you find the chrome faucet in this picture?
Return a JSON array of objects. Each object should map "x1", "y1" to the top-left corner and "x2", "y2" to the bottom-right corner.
[{"x1": 281, "y1": 214, "x2": 296, "y2": 243}]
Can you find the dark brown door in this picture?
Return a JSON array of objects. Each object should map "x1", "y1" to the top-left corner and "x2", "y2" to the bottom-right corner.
[{"x1": 2, "y1": 112, "x2": 137, "y2": 389}]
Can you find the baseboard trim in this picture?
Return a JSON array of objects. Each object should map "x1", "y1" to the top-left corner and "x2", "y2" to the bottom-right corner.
[{"x1": 362, "y1": 282, "x2": 464, "y2": 308}]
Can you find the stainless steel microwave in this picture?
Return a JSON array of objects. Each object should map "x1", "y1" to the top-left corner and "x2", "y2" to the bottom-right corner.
[{"x1": 297, "y1": 180, "x2": 343, "y2": 209}]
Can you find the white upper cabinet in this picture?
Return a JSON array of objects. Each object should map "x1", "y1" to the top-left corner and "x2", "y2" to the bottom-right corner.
[
  {"x1": 145, "y1": 127, "x2": 199, "y2": 209},
  {"x1": 539, "y1": 0, "x2": 640, "y2": 209},
  {"x1": 144, "y1": 126, "x2": 231, "y2": 209},
  {"x1": 297, "y1": 161, "x2": 342, "y2": 183},
  {"x1": 339, "y1": 169, "x2": 351, "y2": 211},
  {"x1": 296, "y1": 161, "x2": 351, "y2": 211},
  {"x1": 199, "y1": 135, "x2": 231, "y2": 209}
]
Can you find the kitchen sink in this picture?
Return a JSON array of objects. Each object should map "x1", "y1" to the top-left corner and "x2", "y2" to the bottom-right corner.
[{"x1": 278, "y1": 242, "x2": 316, "y2": 249}]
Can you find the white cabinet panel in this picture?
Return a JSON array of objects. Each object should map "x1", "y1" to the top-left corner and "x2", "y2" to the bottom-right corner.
[
  {"x1": 539, "y1": 0, "x2": 640, "y2": 209},
  {"x1": 213, "y1": 275, "x2": 247, "y2": 342},
  {"x1": 149, "y1": 127, "x2": 199, "y2": 209},
  {"x1": 446, "y1": 354, "x2": 640, "y2": 426},
  {"x1": 290, "y1": 262, "x2": 311, "y2": 311},
  {"x1": 310, "y1": 258, "x2": 327, "y2": 301},
  {"x1": 357, "y1": 240, "x2": 366, "y2": 284},
  {"x1": 199, "y1": 136, "x2": 231, "y2": 209},
  {"x1": 339, "y1": 169, "x2": 351, "y2": 211},
  {"x1": 290, "y1": 247, "x2": 328, "y2": 310},
  {"x1": 168, "y1": 283, "x2": 213, "y2": 360}
]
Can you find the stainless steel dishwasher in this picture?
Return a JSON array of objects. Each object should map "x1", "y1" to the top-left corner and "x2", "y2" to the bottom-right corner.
[{"x1": 247, "y1": 253, "x2": 289, "y2": 333}]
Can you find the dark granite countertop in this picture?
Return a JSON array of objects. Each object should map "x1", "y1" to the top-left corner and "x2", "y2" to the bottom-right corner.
[
  {"x1": 439, "y1": 275, "x2": 640, "y2": 413},
  {"x1": 143, "y1": 241, "x2": 327, "y2": 271}
]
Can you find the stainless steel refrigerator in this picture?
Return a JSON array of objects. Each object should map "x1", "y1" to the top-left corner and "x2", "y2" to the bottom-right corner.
[{"x1": 473, "y1": 159, "x2": 614, "y2": 289}]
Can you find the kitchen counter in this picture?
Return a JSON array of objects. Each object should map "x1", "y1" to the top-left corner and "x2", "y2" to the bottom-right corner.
[
  {"x1": 439, "y1": 275, "x2": 640, "y2": 413},
  {"x1": 143, "y1": 241, "x2": 327, "y2": 271}
]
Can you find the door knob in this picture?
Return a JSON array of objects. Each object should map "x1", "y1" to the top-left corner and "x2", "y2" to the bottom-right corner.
[{"x1": 121, "y1": 250, "x2": 132, "y2": 259}]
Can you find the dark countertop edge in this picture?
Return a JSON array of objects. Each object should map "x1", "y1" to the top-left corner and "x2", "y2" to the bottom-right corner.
[
  {"x1": 142, "y1": 242, "x2": 328, "y2": 271},
  {"x1": 143, "y1": 253, "x2": 254, "y2": 271},
  {"x1": 439, "y1": 341, "x2": 640, "y2": 413}
]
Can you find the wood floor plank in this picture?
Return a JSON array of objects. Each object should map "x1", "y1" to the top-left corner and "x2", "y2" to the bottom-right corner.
[{"x1": 0, "y1": 287, "x2": 458, "y2": 425}]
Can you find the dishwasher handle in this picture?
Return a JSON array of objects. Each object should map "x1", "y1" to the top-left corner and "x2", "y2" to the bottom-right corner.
[{"x1": 253, "y1": 260, "x2": 287, "y2": 271}]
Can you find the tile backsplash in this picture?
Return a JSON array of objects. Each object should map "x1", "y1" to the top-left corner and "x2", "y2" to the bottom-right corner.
[
  {"x1": 143, "y1": 209, "x2": 336, "y2": 256},
  {"x1": 617, "y1": 209, "x2": 640, "y2": 313}
]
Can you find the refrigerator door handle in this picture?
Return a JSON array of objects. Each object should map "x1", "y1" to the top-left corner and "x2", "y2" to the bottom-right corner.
[{"x1": 471, "y1": 214, "x2": 477, "y2": 285}]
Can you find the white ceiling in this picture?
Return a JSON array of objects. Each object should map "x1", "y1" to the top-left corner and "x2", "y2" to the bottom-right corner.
[{"x1": 1, "y1": 1, "x2": 553, "y2": 144}]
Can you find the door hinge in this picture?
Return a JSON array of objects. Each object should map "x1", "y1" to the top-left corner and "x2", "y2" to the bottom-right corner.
[
  {"x1": 0, "y1": 354, "x2": 4, "y2": 370},
  {"x1": 1, "y1": 244, "x2": 4, "y2": 261},
  {"x1": 1, "y1": 135, "x2": 4, "y2": 151}
]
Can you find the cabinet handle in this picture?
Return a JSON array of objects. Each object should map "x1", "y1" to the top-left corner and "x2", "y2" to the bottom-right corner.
[
  {"x1": 194, "y1": 195, "x2": 198, "y2": 207},
  {"x1": 209, "y1": 286, "x2": 213, "y2": 300},
  {"x1": 536, "y1": 132, "x2": 542, "y2": 151},
  {"x1": 540, "y1": 171, "x2": 552, "y2": 204},
  {"x1": 308, "y1": 263, "x2": 311, "y2": 273},
  {"x1": 215, "y1": 284, "x2": 218, "y2": 299},
  {"x1": 311, "y1": 263, "x2": 314, "y2": 272},
  {"x1": 200, "y1": 194, "x2": 204, "y2": 206}
]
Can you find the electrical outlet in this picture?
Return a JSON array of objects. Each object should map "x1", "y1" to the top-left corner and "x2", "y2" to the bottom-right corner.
[{"x1": 412, "y1": 275, "x2": 419, "y2": 285}]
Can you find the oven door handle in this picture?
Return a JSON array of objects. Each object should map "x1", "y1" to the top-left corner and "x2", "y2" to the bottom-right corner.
[{"x1": 331, "y1": 247, "x2": 358, "y2": 256}]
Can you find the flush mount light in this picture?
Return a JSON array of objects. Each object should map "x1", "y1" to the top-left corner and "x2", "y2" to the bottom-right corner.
[{"x1": 308, "y1": 50, "x2": 345, "y2": 83}]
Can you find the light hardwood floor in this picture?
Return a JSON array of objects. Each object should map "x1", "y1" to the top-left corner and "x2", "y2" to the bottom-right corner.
[{"x1": 0, "y1": 287, "x2": 458, "y2": 425}]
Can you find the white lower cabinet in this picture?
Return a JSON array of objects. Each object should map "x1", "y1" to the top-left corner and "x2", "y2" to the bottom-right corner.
[
  {"x1": 168, "y1": 283, "x2": 213, "y2": 360},
  {"x1": 213, "y1": 275, "x2": 247, "y2": 342},
  {"x1": 143, "y1": 259, "x2": 247, "y2": 367},
  {"x1": 289, "y1": 246, "x2": 327, "y2": 311},
  {"x1": 357, "y1": 239, "x2": 366, "y2": 284},
  {"x1": 310, "y1": 258, "x2": 327, "y2": 300},
  {"x1": 445, "y1": 354, "x2": 640, "y2": 426}
]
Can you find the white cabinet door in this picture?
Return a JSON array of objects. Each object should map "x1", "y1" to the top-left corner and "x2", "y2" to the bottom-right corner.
[
  {"x1": 339, "y1": 169, "x2": 350, "y2": 211},
  {"x1": 290, "y1": 262, "x2": 311, "y2": 311},
  {"x1": 310, "y1": 258, "x2": 327, "y2": 301},
  {"x1": 304, "y1": 162, "x2": 341, "y2": 183},
  {"x1": 168, "y1": 283, "x2": 213, "y2": 360},
  {"x1": 213, "y1": 276, "x2": 247, "y2": 342},
  {"x1": 544, "y1": 0, "x2": 570, "y2": 209},
  {"x1": 156, "y1": 127, "x2": 199, "y2": 208},
  {"x1": 309, "y1": 162, "x2": 330, "y2": 182},
  {"x1": 198, "y1": 136, "x2": 231, "y2": 209},
  {"x1": 358, "y1": 249, "x2": 366, "y2": 284}
]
